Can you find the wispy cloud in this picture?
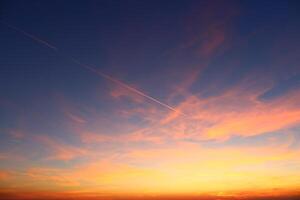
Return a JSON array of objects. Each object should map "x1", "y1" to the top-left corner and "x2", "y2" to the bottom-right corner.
[
  {"x1": 8, "y1": 129, "x2": 25, "y2": 140},
  {"x1": 0, "y1": 170, "x2": 11, "y2": 181},
  {"x1": 161, "y1": 87, "x2": 300, "y2": 140},
  {"x1": 87, "y1": 82, "x2": 300, "y2": 143},
  {"x1": 35, "y1": 135, "x2": 87, "y2": 161},
  {"x1": 4, "y1": 138, "x2": 299, "y2": 195},
  {"x1": 182, "y1": 0, "x2": 238, "y2": 58}
]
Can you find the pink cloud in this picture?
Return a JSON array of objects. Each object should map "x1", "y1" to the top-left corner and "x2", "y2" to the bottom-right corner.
[
  {"x1": 159, "y1": 86, "x2": 300, "y2": 141},
  {"x1": 109, "y1": 84, "x2": 144, "y2": 103},
  {"x1": 74, "y1": 78, "x2": 300, "y2": 145},
  {"x1": 80, "y1": 129, "x2": 164, "y2": 145},
  {"x1": 198, "y1": 29, "x2": 225, "y2": 57},
  {"x1": 35, "y1": 135, "x2": 88, "y2": 161},
  {"x1": 65, "y1": 112, "x2": 86, "y2": 124},
  {"x1": 182, "y1": 1, "x2": 239, "y2": 58},
  {"x1": 8, "y1": 129, "x2": 25, "y2": 139}
]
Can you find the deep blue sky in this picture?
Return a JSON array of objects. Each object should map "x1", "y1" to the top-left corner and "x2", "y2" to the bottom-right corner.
[{"x1": 1, "y1": 0, "x2": 299, "y2": 102}]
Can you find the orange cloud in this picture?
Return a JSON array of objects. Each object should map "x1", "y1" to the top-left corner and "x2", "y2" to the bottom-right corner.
[
  {"x1": 76, "y1": 83, "x2": 300, "y2": 145},
  {"x1": 5, "y1": 139, "x2": 299, "y2": 196},
  {"x1": 25, "y1": 167, "x2": 80, "y2": 187},
  {"x1": 159, "y1": 86, "x2": 300, "y2": 141},
  {"x1": 0, "y1": 170, "x2": 10, "y2": 181}
]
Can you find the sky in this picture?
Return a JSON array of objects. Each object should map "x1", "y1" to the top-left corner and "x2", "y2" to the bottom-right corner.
[{"x1": 0, "y1": 0, "x2": 300, "y2": 199}]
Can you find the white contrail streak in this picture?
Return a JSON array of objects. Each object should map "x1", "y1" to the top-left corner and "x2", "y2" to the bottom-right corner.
[
  {"x1": 1, "y1": 22, "x2": 186, "y2": 116},
  {"x1": 2, "y1": 22, "x2": 58, "y2": 50},
  {"x1": 84, "y1": 64, "x2": 186, "y2": 115}
]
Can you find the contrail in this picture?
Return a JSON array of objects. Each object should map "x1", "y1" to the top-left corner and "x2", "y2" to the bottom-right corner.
[
  {"x1": 2, "y1": 22, "x2": 58, "y2": 50},
  {"x1": 1, "y1": 22, "x2": 186, "y2": 116},
  {"x1": 83, "y1": 64, "x2": 186, "y2": 115}
]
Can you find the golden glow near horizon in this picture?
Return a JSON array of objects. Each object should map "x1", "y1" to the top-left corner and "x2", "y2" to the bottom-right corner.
[{"x1": 1, "y1": 86, "x2": 300, "y2": 197}]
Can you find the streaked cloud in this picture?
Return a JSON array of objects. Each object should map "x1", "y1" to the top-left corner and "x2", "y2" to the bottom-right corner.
[
  {"x1": 2, "y1": 138, "x2": 299, "y2": 196},
  {"x1": 35, "y1": 135, "x2": 87, "y2": 161}
]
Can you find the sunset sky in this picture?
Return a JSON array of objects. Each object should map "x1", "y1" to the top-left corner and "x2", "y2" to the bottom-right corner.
[{"x1": 0, "y1": 0, "x2": 300, "y2": 199}]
